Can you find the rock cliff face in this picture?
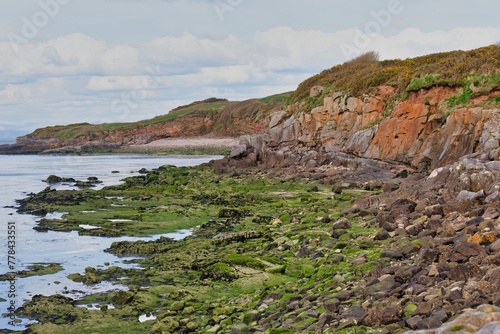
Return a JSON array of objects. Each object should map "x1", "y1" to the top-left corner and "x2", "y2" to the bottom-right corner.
[
  {"x1": 234, "y1": 86, "x2": 500, "y2": 171},
  {"x1": 6, "y1": 99, "x2": 275, "y2": 153}
]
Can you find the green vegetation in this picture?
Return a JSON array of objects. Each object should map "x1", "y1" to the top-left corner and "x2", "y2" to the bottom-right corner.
[
  {"x1": 290, "y1": 45, "x2": 500, "y2": 102},
  {"x1": 21, "y1": 95, "x2": 284, "y2": 149},
  {"x1": 120, "y1": 146, "x2": 231, "y2": 156},
  {"x1": 16, "y1": 165, "x2": 391, "y2": 333},
  {"x1": 445, "y1": 73, "x2": 500, "y2": 107},
  {"x1": 27, "y1": 100, "x2": 232, "y2": 141},
  {"x1": 137, "y1": 101, "x2": 229, "y2": 127},
  {"x1": 258, "y1": 91, "x2": 293, "y2": 104},
  {"x1": 0, "y1": 263, "x2": 63, "y2": 280},
  {"x1": 406, "y1": 74, "x2": 441, "y2": 91}
]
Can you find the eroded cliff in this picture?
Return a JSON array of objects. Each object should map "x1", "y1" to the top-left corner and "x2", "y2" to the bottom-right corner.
[
  {"x1": 239, "y1": 86, "x2": 499, "y2": 170},
  {"x1": 4, "y1": 98, "x2": 282, "y2": 153},
  {"x1": 230, "y1": 46, "x2": 500, "y2": 171}
]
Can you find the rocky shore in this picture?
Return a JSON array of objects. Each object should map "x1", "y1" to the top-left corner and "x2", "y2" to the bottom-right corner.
[
  {"x1": 4, "y1": 46, "x2": 500, "y2": 333},
  {"x1": 5, "y1": 146, "x2": 499, "y2": 333}
]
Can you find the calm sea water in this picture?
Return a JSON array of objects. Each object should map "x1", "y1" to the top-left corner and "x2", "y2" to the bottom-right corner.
[{"x1": 0, "y1": 154, "x2": 219, "y2": 330}]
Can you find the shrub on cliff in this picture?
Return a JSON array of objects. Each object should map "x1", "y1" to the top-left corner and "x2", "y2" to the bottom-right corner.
[{"x1": 290, "y1": 44, "x2": 500, "y2": 102}]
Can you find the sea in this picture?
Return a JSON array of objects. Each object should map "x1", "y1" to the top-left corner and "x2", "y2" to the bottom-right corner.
[{"x1": 0, "y1": 154, "x2": 219, "y2": 330}]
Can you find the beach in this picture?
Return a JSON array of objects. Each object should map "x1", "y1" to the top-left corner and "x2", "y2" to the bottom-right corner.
[{"x1": 125, "y1": 137, "x2": 239, "y2": 152}]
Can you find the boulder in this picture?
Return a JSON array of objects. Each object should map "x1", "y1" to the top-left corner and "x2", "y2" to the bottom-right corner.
[
  {"x1": 362, "y1": 306, "x2": 403, "y2": 326},
  {"x1": 229, "y1": 144, "x2": 248, "y2": 159}
]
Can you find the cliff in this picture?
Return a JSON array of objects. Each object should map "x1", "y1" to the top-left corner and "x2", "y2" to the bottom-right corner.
[
  {"x1": 229, "y1": 45, "x2": 500, "y2": 171},
  {"x1": 2, "y1": 96, "x2": 286, "y2": 153}
]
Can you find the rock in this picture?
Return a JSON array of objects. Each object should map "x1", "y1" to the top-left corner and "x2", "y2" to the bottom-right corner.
[
  {"x1": 456, "y1": 189, "x2": 486, "y2": 201},
  {"x1": 389, "y1": 199, "x2": 417, "y2": 216},
  {"x1": 152, "y1": 319, "x2": 180, "y2": 333},
  {"x1": 406, "y1": 316, "x2": 423, "y2": 330},
  {"x1": 380, "y1": 250, "x2": 404, "y2": 260},
  {"x1": 396, "y1": 169, "x2": 409, "y2": 178},
  {"x1": 332, "y1": 186, "x2": 343, "y2": 194},
  {"x1": 485, "y1": 191, "x2": 500, "y2": 203},
  {"x1": 332, "y1": 218, "x2": 351, "y2": 230},
  {"x1": 466, "y1": 216, "x2": 485, "y2": 227},
  {"x1": 447, "y1": 263, "x2": 482, "y2": 281},
  {"x1": 482, "y1": 207, "x2": 500, "y2": 219},
  {"x1": 405, "y1": 223, "x2": 423, "y2": 236},
  {"x1": 425, "y1": 205, "x2": 444, "y2": 217},
  {"x1": 382, "y1": 183, "x2": 400, "y2": 193},
  {"x1": 453, "y1": 241, "x2": 481, "y2": 258},
  {"x1": 44, "y1": 175, "x2": 76, "y2": 183},
  {"x1": 350, "y1": 254, "x2": 367, "y2": 265},
  {"x1": 337, "y1": 318, "x2": 358, "y2": 330},
  {"x1": 330, "y1": 254, "x2": 345, "y2": 264},
  {"x1": 169, "y1": 301, "x2": 185, "y2": 311},
  {"x1": 366, "y1": 276, "x2": 400, "y2": 297},
  {"x1": 323, "y1": 299, "x2": 340, "y2": 313},
  {"x1": 413, "y1": 302, "x2": 432, "y2": 316},
  {"x1": 403, "y1": 305, "x2": 500, "y2": 334},
  {"x1": 206, "y1": 324, "x2": 221, "y2": 333},
  {"x1": 243, "y1": 310, "x2": 260, "y2": 324},
  {"x1": 332, "y1": 229, "x2": 347, "y2": 238},
  {"x1": 111, "y1": 290, "x2": 134, "y2": 306},
  {"x1": 186, "y1": 321, "x2": 199, "y2": 331},
  {"x1": 318, "y1": 312, "x2": 336, "y2": 328},
  {"x1": 362, "y1": 306, "x2": 403, "y2": 326},
  {"x1": 467, "y1": 233, "x2": 496, "y2": 245},
  {"x1": 415, "y1": 316, "x2": 442, "y2": 330},
  {"x1": 490, "y1": 239, "x2": 500, "y2": 252},
  {"x1": 476, "y1": 322, "x2": 500, "y2": 334},
  {"x1": 229, "y1": 144, "x2": 248, "y2": 159},
  {"x1": 268, "y1": 110, "x2": 288, "y2": 129},
  {"x1": 483, "y1": 267, "x2": 500, "y2": 287},
  {"x1": 307, "y1": 310, "x2": 320, "y2": 318},
  {"x1": 182, "y1": 306, "x2": 195, "y2": 315},
  {"x1": 231, "y1": 323, "x2": 249, "y2": 334},
  {"x1": 310, "y1": 85, "x2": 325, "y2": 97},
  {"x1": 333, "y1": 290, "x2": 352, "y2": 302},
  {"x1": 381, "y1": 221, "x2": 396, "y2": 232},
  {"x1": 374, "y1": 229, "x2": 390, "y2": 240}
]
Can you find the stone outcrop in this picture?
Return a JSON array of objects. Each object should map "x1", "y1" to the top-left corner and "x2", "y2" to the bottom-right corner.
[
  {"x1": 3, "y1": 98, "x2": 277, "y2": 153},
  {"x1": 231, "y1": 86, "x2": 500, "y2": 171}
]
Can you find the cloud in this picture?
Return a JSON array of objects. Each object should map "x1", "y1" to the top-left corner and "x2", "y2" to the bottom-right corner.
[
  {"x1": 0, "y1": 85, "x2": 32, "y2": 105},
  {"x1": 1, "y1": 26, "x2": 500, "y2": 128}
]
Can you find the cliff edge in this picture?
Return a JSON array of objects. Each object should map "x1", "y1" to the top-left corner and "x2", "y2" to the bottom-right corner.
[{"x1": 228, "y1": 45, "x2": 500, "y2": 171}]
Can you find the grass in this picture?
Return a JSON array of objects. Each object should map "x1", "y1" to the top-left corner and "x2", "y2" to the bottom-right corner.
[
  {"x1": 12, "y1": 167, "x2": 417, "y2": 333},
  {"x1": 445, "y1": 73, "x2": 500, "y2": 107},
  {"x1": 27, "y1": 101, "x2": 231, "y2": 141},
  {"x1": 290, "y1": 45, "x2": 500, "y2": 102},
  {"x1": 258, "y1": 91, "x2": 293, "y2": 104},
  {"x1": 406, "y1": 74, "x2": 441, "y2": 91}
]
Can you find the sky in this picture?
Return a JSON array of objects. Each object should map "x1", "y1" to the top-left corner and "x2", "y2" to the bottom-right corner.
[{"x1": 0, "y1": 0, "x2": 499, "y2": 133}]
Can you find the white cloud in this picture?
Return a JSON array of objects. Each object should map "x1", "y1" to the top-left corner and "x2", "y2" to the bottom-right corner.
[
  {"x1": 0, "y1": 85, "x2": 32, "y2": 104},
  {"x1": 376, "y1": 27, "x2": 500, "y2": 60},
  {"x1": 0, "y1": 24, "x2": 499, "y2": 129}
]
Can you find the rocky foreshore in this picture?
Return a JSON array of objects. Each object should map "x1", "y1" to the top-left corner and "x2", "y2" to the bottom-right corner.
[
  {"x1": 5, "y1": 144, "x2": 499, "y2": 333},
  {"x1": 5, "y1": 46, "x2": 500, "y2": 333}
]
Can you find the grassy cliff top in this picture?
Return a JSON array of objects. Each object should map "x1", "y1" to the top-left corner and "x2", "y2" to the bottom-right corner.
[
  {"x1": 290, "y1": 44, "x2": 500, "y2": 102},
  {"x1": 27, "y1": 98, "x2": 234, "y2": 140},
  {"x1": 24, "y1": 45, "x2": 500, "y2": 141}
]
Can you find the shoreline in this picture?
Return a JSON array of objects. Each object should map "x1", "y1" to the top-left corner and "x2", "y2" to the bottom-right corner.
[
  {"x1": 0, "y1": 137, "x2": 239, "y2": 156},
  {"x1": 124, "y1": 137, "x2": 239, "y2": 151}
]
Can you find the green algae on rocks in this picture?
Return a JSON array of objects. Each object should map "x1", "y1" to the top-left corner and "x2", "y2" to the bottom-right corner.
[
  {"x1": 0, "y1": 263, "x2": 63, "y2": 281},
  {"x1": 15, "y1": 165, "x2": 397, "y2": 333}
]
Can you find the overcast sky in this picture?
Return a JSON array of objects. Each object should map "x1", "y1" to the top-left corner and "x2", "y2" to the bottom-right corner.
[{"x1": 0, "y1": 0, "x2": 499, "y2": 132}]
